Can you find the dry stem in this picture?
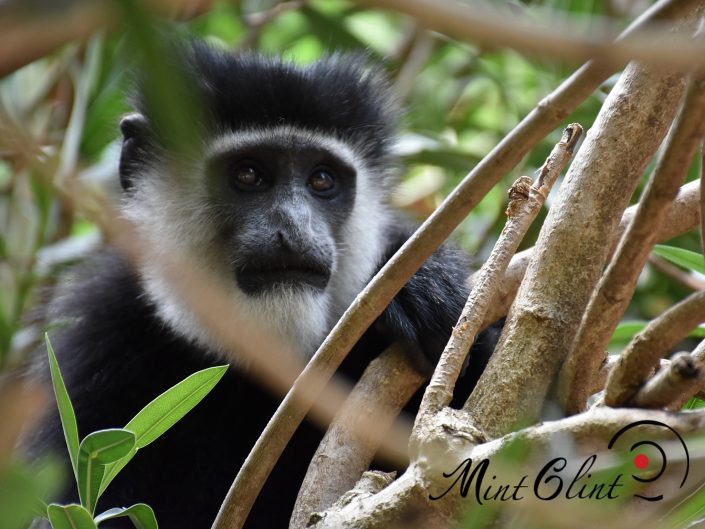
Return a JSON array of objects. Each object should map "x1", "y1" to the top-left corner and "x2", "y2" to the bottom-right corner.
[{"x1": 630, "y1": 352, "x2": 704, "y2": 409}]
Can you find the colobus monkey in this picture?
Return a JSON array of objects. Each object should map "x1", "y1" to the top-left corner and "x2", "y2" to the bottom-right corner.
[{"x1": 27, "y1": 41, "x2": 499, "y2": 529}]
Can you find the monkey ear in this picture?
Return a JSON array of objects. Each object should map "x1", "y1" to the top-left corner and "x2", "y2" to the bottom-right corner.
[{"x1": 118, "y1": 113, "x2": 151, "y2": 191}]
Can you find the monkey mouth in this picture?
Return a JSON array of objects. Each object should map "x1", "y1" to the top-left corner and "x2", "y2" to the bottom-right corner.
[{"x1": 236, "y1": 255, "x2": 331, "y2": 295}]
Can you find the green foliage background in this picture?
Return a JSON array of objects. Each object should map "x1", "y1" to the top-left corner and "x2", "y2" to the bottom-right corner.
[{"x1": 2, "y1": 0, "x2": 705, "y2": 526}]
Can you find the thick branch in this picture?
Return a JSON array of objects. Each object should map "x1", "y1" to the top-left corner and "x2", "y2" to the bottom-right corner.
[
  {"x1": 289, "y1": 345, "x2": 424, "y2": 529},
  {"x1": 465, "y1": 50, "x2": 695, "y2": 438},
  {"x1": 310, "y1": 407, "x2": 705, "y2": 528},
  {"x1": 558, "y1": 72, "x2": 705, "y2": 414},
  {"x1": 605, "y1": 290, "x2": 705, "y2": 407}
]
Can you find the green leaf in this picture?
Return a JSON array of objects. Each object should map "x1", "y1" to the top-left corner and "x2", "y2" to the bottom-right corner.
[
  {"x1": 46, "y1": 334, "x2": 80, "y2": 478},
  {"x1": 95, "y1": 504, "x2": 158, "y2": 529},
  {"x1": 653, "y1": 245, "x2": 705, "y2": 275},
  {"x1": 47, "y1": 504, "x2": 97, "y2": 529},
  {"x1": 98, "y1": 365, "x2": 228, "y2": 497},
  {"x1": 683, "y1": 396, "x2": 705, "y2": 410},
  {"x1": 664, "y1": 480, "x2": 705, "y2": 529},
  {"x1": 77, "y1": 429, "x2": 135, "y2": 514},
  {"x1": 610, "y1": 321, "x2": 647, "y2": 344}
]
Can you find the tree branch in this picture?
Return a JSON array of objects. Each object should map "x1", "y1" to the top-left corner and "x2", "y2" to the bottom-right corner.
[
  {"x1": 464, "y1": 41, "x2": 696, "y2": 437},
  {"x1": 421, "y1": 125, "x2": 582, "y2": 420},
  {"x1": 480, "y1": 180, "x2": 703, "y2": 329},
  {"x1": 605, "y1": 290, "x2": 705, "y2": 407},
  {"x1": 558, "y1": 71, "x2": 705, "y2": 414},
  {"x1": 630, "y1": 352, "x2": 704, "y2": 409},
  {"x1": 309, "y1": 407, "x2": 705, "y2": 528},
  {"x1": 649, "y1": 254, "x2": 705, "y2": 291},
  {"x1": 594, "y1": 356, "x2": 705, "y2": 403},
  {"x1": 0, "y1": 0, "x2": 217, "y2": 78},
  {"x1": 289, "y1": 345, "x2": 424, "y2": 529},
  {"x1": 355, "y1": 0, "x2": 705, "y2": 71}
]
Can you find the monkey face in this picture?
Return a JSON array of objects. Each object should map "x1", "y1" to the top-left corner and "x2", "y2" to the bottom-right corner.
[
  {"x1": 116, "y1": 45, "x2": 400, "y2": 356},
  {"x1": 205, "y1": 133, "x2": 357, "y2": 296}
]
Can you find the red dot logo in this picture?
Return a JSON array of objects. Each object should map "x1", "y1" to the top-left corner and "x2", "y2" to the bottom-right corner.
[{"x1": 634, "y1": 454, "x2": 649, "y2": 469}]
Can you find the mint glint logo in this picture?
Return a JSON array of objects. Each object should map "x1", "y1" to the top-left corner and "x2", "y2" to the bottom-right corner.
[
  {"x1": 430, "y1": 420, "x2": 690, "y2": 503},
  {"x1": 607, "y1": 420, "x2": 690, "y2": 502}
]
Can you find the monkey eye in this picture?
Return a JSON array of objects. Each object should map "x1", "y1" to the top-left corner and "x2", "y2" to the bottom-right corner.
[
  {"x1": 307, "y1": 169, "x2": 336, "y2": 196},
  {"x1": 231, "y1": 163, "x2": 265, "y2": 190}
]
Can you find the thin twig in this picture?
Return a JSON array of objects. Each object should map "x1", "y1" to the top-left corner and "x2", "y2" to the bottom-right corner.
[
  {"x1": 239, "y1": 1, "x2": 306, "y2": 50},
  {"x1": 419, "y1": 124, "x2": 582, "y2": 419},
  {"x1": 393, "y1": 27, "x2": 435, "y2": 101},
  {"x1": 630, "y1": 351, "x2": 704, "y2": 409},
  {"x1": 605, "y1": 290, "x2": 705, "y2": 407},
  {"x1": 558, "y1": 71, "x2": 705, "y2": 414}
]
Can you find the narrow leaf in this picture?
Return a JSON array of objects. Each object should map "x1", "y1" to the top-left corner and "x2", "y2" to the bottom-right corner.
[
  {"x1": 653, "y1": 245, "x2": 705, "y2": 275},
  {"x1": 77, "y1": 429, "x2": 135, "y2": 514},
  {"x1": 95, "y1": 504, "x2": 157, "y2": 529},
  {"x1": 46, "y1": 334, "x2": 80, "y2": 478},
  {"x1": 98, "y1": 365, "x2": 227, "y2": 497},
  {"x1": 127, "y1": 365, "x2": 228, "y2": 447},
  {"x1": 47, "y1": 504, "x2": 97, "y2": 529}
]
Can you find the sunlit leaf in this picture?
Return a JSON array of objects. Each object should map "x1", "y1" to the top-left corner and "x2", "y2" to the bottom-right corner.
[
  {"x1": 47, "y1": 504, "x2": 97, "y2": 529},
  {"x1": 653, "y1": 245, "x2": 705, "y2": 276},
  {"x1": 77, "y1": 429, "x2": 135, "y2": 514},
  {"x1": 98, "y1": 365, "x2": 227, "y2": 496}
]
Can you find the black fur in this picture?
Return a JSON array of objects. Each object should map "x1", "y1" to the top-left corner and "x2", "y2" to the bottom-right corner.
[
  {"x1": 129, "y1": 41, "x2": 399, "y2": 174},
  {"x1": 25, "y1": 42, "x2": 500, "y2": 529}
]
